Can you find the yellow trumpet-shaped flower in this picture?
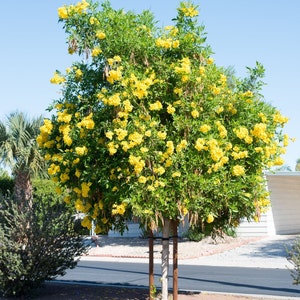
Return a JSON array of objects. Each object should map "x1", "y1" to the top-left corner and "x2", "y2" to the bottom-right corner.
[{"x1": 206, "y1": 214, "x2": 214, "y2": 223}]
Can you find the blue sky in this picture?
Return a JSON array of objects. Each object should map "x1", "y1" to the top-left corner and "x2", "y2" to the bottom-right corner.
[{"x1": 1, "y1": 0, "x2": 299, "y2": 169}]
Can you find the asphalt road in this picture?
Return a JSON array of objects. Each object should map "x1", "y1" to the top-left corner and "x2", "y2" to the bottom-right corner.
[{"x1": 56, "y1": 261, "x2": 300, "y2": 298}]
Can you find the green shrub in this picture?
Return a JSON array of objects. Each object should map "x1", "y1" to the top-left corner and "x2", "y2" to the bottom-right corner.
[
  {"x1": 287, "y1": 236, "x2": 300, "y2": 285},
  {"x1": 0, "y1": 177, "x2": 14, "y2": 196},
  {"x1": 183, "y1": 223, "x2": 237, "y2": 242},
  {"x1": 183, "y1": 226, "x2": 206, "y2": 242},
  {"x1": 0, "y1": 194, "x2": 89, "y2": 297}
]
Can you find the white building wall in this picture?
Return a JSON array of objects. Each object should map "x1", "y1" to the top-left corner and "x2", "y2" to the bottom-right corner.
[
  {"x1": 236, "y1": 209, "x2": 275, "y2": 237},
  {"x1": 266, "y1": 173, "x2": 300, "y2": 234}
]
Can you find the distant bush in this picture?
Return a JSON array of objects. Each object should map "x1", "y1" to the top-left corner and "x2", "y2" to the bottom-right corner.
[
  {"x1": 182, "y1": 225, "x2": 204, "y2": 242},
  {"x1": 0, "y1": 194, "x2": 89, "y2": 297},
  {"x1": 183, "y1": 222, "x2": 237, "y2": 242},
  {"x1": 0, "y1": 177, "x2": 14, "y2": 196},
  {"x1": 287, "y1": 236, "x2": 300, "y2": 285}
]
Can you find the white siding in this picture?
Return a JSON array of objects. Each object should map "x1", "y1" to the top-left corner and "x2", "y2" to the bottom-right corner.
[
  {"x1": 236, "y1": 209, "x2": 275, "y2": 237},
  {"x1": 237, "y1": 173, "x2": 300, "y2": 236},
  {"x1": 266, "y1": 173, "x2": 300, "y2": 234}
]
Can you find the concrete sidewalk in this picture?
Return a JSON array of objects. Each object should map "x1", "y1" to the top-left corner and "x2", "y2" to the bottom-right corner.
[
  {"x1": 81, "y1": 234, "x2": 298, "y2": 269},
  {"x1": 181, "y1": 234, "x2": 297, "y2": 269}
]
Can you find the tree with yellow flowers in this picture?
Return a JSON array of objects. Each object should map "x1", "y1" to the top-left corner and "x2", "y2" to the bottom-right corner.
[{"x1": 37, "y1": 1, "x2": 290, "y2": 299}]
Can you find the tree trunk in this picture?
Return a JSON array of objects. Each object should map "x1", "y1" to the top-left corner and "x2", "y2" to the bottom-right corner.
[
  {"x1": 13, "y1": 170, "x2": 33, "y2": 208},
  {"x1": 149, "y1": 229, "x2": 155, "y2": 300},
  {"x1": 172, "y1": 220, "x2": 179, "y2": 300},
  {"x1": 161, "y1": 218, "x2": 170, "y2": 300}
]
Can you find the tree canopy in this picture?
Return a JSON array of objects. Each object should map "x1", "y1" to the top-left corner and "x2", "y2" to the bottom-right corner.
[{"x1": 37, "y1": 0, "x2": 290, "y2": 235}]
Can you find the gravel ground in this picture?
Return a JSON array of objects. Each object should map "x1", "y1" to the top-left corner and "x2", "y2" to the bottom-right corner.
[{"x1": 86, "y1": 235, "x2": 263, "y2": 260}]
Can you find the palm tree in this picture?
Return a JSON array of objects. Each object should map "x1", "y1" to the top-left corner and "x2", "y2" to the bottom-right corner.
[
  {"x1": 0, "y1": 112, "x2": 47, "y2": 205},
  {"x1": 296, "y1": 159, "x2": 300, "y2": 171}
]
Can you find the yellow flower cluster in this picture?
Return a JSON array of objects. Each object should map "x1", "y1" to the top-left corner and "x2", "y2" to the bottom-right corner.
[
  {"x1": 191, "y1": 110, "x2": 199, "y2": 118},
  {"x1": 138, "y1": 176, "x2": 147, "y2": 184},
  {"x1": 57, "y1": 7, "x2": 69, "y2": 19},
  {"x1": 273, "y1": 156, "x2": 284, "y2": 166},
  {"x1": 92, "y1": 47, "x2": 102, "y2": 57},
  {"x1": 242, "y1": 90, "x2": 253, "y2": 98},
  {"x1": 195, "y1": 138, "x2": 206, "y2": 151},
  {"x1": 231, "y1": 149, "x2": 248, "y2": 160},
  {"x1": 48, "y1": 163, "x2": 60, "y2": 176},
  {"x1": 37, "y1": 119, "x2": 53, "y2": 147},
  {"x1": 164, "y1": 25, "x2": 179, "y2": 36},
  {"x1": 123, "y1": 72, "x2": 156, "y2": 99},
  {"x1": 107, "y1": 67, "x2": 123, "y2": 84},
  {"x1": 149, "y1": 100, "x2": 163, "y2": 111},
  {"x1": 254, "y1": 196, "x2": 270, "y2": 214},
  {"x1": 75, "y1": 69, "x2": 83, "y2": 81},
  {"x1": 128, "y1": 131, "x2": 144, "y2": 147},
  {"x1": 208, "y1": 156, "x2": 229, "y2": 173},
  {"x1": 57, "y1": 110, "x2": 72, "y2": 123},
  {"x1": 77, "y1": 113, "x2": 95, "y2": 129},
  {"x1": 107, "y1": 142, "x2": 118, "y2": 155},
  {"x1": 104, "y1": 93, "x2": 121, "y2": 106},
  {"x1": 167, "y1": 104, "x2": 176, "y2": 114},
  {"x1": 89, "y1": 16, "x2": 99, "y2": 25},
  {"x1": 195, "y1": 137, "x2": 231, "y2": 173},
  {"x1": 81, "y1": 216, "x2": 92, "y2": 229},
  {"x1": 207, "y1": 57, "x2": 214, "y2": 65},
  {"x1": 251, "y1": 123, "x2": 269, "y2": 142},
  {"x1": 206, "y1": 214, "x2": 214, "y2": 223},
  {"x1": 211, "y1": 85, "x2": 221, "y2": 95},
  {"x1": 234, "y1": 126, "x2": 248, "y2": 139},
  {"x1": 207, "y1": 139, "x2": 224, "y2": 162},
  {"x1": 75, "y1": 146, "x2": 88, "y2": 156},
  {"x1": 172, "y1": 171, "x2": 181, "y2": 178},
  {"x1": 153, "y1": 166, "x2": 165, "y2": 175},
  {"x1": 174, "y1": 57, "x2": 191, "y2": 75},
  {"x1": 179, "y1": 3, "x2": 199, "y2": 17},
  {"x1": 129, "y1": 155, "x2": 145, "y2": 174},
  {"x1": 232, "y1": 165, "x2": 245, "y2": 176},
  {"x1": 50, "y1": 72, "x2": 66, "y2": 84},
  {"x1": 81, "y1": 182, "x2": 92, "y2": 197},
  {"x1": 60, "y1": 173, "x2": 69, "y2": 183},
  {"x1": 215, "y1": 121, "x2": 227, "y2": 138},
  {"x1": 58, "y1": 0, "x2": 89, "y2": 19},
  {"x1": 273, "y1": 111, "x2": 289, "y2": 124},
  {"x1": 176, "y1": 139, "x2": 188, "y2": 152},
  {"x1": 199, "y1": 124, "x2": 211, "y2": 133},
  {"x1": 114, "y1": 128, "x2": 128, "y2": 141},
  {"x1": 60, "y1": 124, "x2": 72, "y2": 146},
  {"x1": 112, "y1": 203, "x2": 127, "y2": 216},
  {"x1": 155, "y1": 38, "x2": 180, "y2": 49},
  {"x1": 157, "y1": 131, "x2": 167, "y2": 140},
  {"x1": 96, "y1": 31, "x2": 106, "y2": 40}
]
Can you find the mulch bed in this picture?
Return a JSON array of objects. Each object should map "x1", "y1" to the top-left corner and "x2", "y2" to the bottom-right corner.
[{"x1": 0, "y1": 281, "x2": 200, "y2": 300}]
